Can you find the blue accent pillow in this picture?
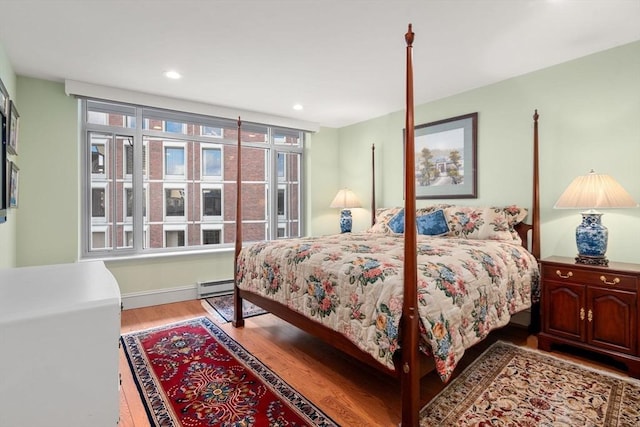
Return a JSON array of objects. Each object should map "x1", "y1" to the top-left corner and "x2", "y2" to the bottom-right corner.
[
  {"x1": 416, "y1": 209, "x2": 450, "y2": 236},
  {"x1": 387, "y1": 209, "x2": 405, "y2": 233}
]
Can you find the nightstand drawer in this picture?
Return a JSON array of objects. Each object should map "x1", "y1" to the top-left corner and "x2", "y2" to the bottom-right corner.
[{"x1": 542, "y1": 264, "x2": 638, "y2": 291}]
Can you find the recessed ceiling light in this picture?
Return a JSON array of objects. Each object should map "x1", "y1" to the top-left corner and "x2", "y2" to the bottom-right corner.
[
  {"x1": 164, "y1": 70, "x2": 182, "y2": 80},
  {"x1": 293, "y1": 103, "x2": 303, "y2": 111}
]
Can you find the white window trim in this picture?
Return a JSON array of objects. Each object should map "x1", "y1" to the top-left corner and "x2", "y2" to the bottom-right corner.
[{"x1": 81, "y1": 98, "x2": 306, "y2": 258}]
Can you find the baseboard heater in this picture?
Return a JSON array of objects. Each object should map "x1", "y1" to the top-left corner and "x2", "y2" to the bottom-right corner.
[{"x1": 196, "y1": 280, "x2": 234, "y2": 299}]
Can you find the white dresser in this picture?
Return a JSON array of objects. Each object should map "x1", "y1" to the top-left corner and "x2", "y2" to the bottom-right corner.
[{"x1": 0, "y1": 261, "x2": 121, "y2": 427}]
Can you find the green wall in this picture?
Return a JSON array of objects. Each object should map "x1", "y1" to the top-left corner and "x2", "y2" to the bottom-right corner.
[
  {"x1": 337, "y1": 41, "x2": 640, "y2": 264},
  {"x1": 2, "y1": 40, "x2": 639, "y2": 300},
  {"x1": 15, "y1": 77, "x2": 78, "y2": 265}
]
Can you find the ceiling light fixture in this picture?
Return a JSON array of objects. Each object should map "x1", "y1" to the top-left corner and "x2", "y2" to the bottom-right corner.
[
  {"x1": 164, "y1": 70, "x2": 182, "y2": 80},
  {"x1": 293, "y1": 103, "x2": 303, "y2": 111}
]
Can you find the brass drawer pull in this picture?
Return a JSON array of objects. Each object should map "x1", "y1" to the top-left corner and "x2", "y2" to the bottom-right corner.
[
  {"x1": 556, "y1": 270, "x2": 573, "y2": 279},
  {"x1": 588, "y1": 309, "x2": 593, "y2": 322},
  {"x1": 580, "y1": 307, "x2": 585, "y2": 320},
  {"x1": 600, "y1": 275, "x2": 621, "y2": 285}
]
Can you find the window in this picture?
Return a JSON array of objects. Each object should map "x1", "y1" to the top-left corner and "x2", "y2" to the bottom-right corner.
[
  {"x1": 124, "y1": 141, "x2": 147, "y2": 176},
  {"x1": 164, "y1": 145, "x2": 185, "y2": 177},
  {"x1": 92, "y1": 186, "x2": 106, "y2": 218},
  {"x1": 91, "y1": 139, "x2": 107, "y2": 175},
  {"x1": 82, "y1": 100, "x2": 304, "y2": 257},
  {"x1": 202, "y1": 187, "x2": 222, "y2": 218},
  {"x1": 91, "y1": 225, "x2": 109, "y2": 250},
  {"x1": 165, "y1": 227, "x2": 186, "y2": 247},
  {"x1": 201, "y1": 125, "x2": 223, "y2": 138},
  {"x1": 165, "y1": 188, "x2": 185, "y2": 218},
  {"x1": 202, "y1": 226, "x2": 222, "y2": 245},
  {"x1": 165, "y1": 121, "x2": 185, "y2": 134},
  {"x1": 277, "y1": 186, "x2": 286, "y2": 217},
  {"x1": 202, "y1": 146, "x2": 222, "y2": 179}
]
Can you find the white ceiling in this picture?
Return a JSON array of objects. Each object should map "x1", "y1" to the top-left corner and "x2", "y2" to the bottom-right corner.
[{"x1": 0, "y1": 0, "x2": 638, "y2": 128}]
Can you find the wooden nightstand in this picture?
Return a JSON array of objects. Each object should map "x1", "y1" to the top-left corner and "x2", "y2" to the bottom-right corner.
[{"x1": 538, "y1": 256, "x2": 640, "y2": 378}]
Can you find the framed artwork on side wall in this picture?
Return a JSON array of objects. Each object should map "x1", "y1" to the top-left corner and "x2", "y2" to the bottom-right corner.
[
  {"x1": 9, "y1": 161, "x2": 19, "y2": 208},
  {"x1": 7, "y1": 101, "x2": 19, "y2": 155},
  {"x1": 0, "y1": 77, "x2": 8, "y2": 117},
  {"x1": 0, "y1": 111, "x2": 6, "y2": 222}
]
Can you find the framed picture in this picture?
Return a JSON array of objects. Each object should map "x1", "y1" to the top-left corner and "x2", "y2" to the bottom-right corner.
[
  {"x1": 9, "y1": 161, "x2": 19, "y2": 208},
  {"x1": 7, "y1": 101, "x2": 19, "y2": 155},
  {"x1": 0, "y1": 113, "x2": 6, "y2": 222},
  {"x1": 411, "y1": 112, "x2": 477, "y2": 199},
  {"x1": 0, "y1": 109, "x2": 5, "y2": 145},
  {"x1": 0, "y1": 77, "x2": 8, "y2": 117}
]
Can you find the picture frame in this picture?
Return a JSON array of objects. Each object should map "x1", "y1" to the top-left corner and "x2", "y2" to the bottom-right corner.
[
  {"x1": 7, "y1": 100, "x2": 19, "y2": 155},
  {"x1": 0, "y1": 77, "x2": 8, "y2": 117},
  {"x1": 411, "y1": 112, "x2": 478, "y2": 199},
  {"x1": 9, "y1": 161, "x2": 19, "y2": 208},
  {"x1": 0, "y1": 113, "x2": 6, "y2": 222},
  {"x1": 0, "y1": 109, "x2": 5, "y2": 145}
]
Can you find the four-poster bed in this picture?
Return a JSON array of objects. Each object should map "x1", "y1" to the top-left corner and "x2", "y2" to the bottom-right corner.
[{"x1": 232, "y1": 25, "x2": 541, "y2": 426}]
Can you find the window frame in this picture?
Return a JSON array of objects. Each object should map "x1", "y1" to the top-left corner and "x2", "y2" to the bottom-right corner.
[{"x1": 80, "y1": 99, "x2": 305, "y2": 259}]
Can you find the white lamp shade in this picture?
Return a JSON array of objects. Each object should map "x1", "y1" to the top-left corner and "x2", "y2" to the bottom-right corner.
[
  {"x1": 330, "y1": 188, "x2": 361, "y2": 209},
  {"x1": 554, "y1": 170, "x2": 638, "y2": 209}
]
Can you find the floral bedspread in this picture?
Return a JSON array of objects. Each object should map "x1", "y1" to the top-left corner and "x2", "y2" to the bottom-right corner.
[{"x1": 236, "y1": 233, "x2": 539, "y2": 382}]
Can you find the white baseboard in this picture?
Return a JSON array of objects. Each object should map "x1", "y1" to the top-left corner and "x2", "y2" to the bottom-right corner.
[{"x1": 121, "y1": 285, "x2": 198, "y2": 310}]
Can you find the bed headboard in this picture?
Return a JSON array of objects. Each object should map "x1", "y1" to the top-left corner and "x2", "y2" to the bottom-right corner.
[{"x1": 368, "y1": 110, "x2": 541, "y2": 260}]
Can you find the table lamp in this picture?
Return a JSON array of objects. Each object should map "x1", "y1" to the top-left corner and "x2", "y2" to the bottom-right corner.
[
  {"x1": 554, "y1": 169, "x2": 637, "y2": 266},
  {"x1": 330, "y1": 188, "x2": 361, "y2": 233}
]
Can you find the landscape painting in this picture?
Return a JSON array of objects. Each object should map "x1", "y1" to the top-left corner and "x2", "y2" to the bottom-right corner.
[{"x1": 413, "y1": 112, "x2": 477, "y2": 199}]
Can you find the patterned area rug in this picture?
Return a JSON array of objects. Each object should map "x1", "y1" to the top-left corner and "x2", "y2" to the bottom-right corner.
[
  {"x1": 204, "y1": 293, "x2": 267, "y2": 323},
  {"x1": 121, "y1": 317, "x2": 336, "y2": 426},
  {"x1": 420, "y1": 341, "x2": 640, "y2": 426}
]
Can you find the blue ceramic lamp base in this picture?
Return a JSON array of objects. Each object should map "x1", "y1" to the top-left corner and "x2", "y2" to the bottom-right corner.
[
  {"x1": 339, "y1": 209, "x2": 352, "y2": 233},
  {"x1": 575, "y1": 211, "x2": 609, "y2": 266}
]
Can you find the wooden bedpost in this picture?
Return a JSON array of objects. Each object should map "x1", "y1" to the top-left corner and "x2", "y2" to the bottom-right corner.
[
  {"x1": 233, "y1": 116, "x2": 245, "y2": 328},
  {"x1": 401, "y1": 23, "x2": 420, "y2": 427},
  {"x1": 532, "y1": 110, "x2": 541, "y2": 260},
  {"x1": 371, "y1": 144, "x2": 376, "y2": 227},
  {"x1": 529, "y1": 110, "x2": 542, "y2": 333}
]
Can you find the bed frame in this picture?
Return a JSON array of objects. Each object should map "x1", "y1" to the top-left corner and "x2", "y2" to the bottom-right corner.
[{"x1": 232, "y1": 24, "x2": 541, "y2": 427}]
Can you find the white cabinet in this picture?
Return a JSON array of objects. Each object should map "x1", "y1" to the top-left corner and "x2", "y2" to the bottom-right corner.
[{"x1": 0, "y1": 261, "x2": 121, "y2": 427}]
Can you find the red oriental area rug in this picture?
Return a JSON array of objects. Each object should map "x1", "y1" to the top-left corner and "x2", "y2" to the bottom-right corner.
[{"x1": 121, "y1": 316, "x2": 337, "y2": 427}]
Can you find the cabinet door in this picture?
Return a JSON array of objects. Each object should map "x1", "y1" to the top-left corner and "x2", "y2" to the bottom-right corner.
[
  {"x1": 587, "y1": 286, "x2": 637, "y2": 355},
  {"x1": 543, "y1": 281, "x2": 585, "y2": 342}
]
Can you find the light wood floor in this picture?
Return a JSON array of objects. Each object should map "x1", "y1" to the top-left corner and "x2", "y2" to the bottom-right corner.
[{"x1": 118, "y1": 299, "x2": 630, "y2": 427}]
